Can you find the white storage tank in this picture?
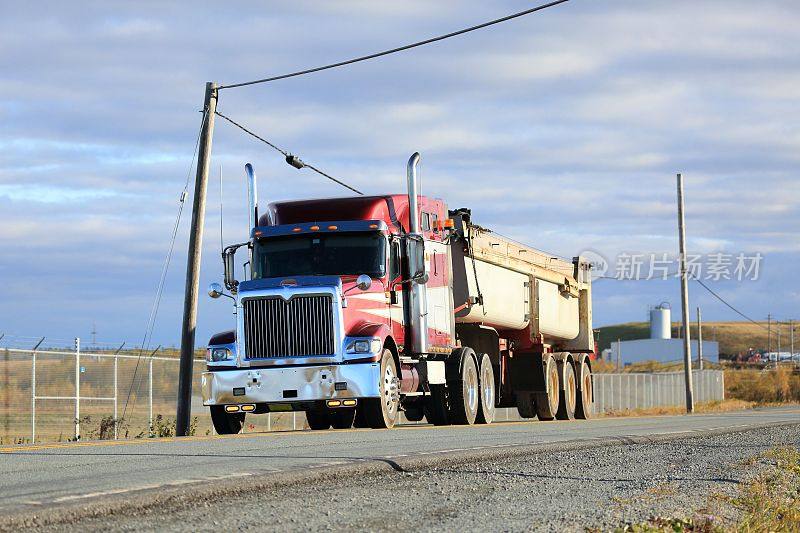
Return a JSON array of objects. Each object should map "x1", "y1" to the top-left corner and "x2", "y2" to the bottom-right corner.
[{"x1": 649, "y1": 302, "x2": 671, "y2": 340}]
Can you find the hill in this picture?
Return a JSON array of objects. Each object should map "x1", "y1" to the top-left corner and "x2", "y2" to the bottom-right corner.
[{"x1": 596, "y1": 321, "x2": 781, "y2": 357}]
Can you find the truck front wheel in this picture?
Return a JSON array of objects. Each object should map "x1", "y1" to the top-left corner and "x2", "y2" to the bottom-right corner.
[
  {"x1": 362, "y1": 349, "x2": 400, "y2": 429},
  {"x1": 210, "y1": 406, "x2": 244, "y2": 435}
]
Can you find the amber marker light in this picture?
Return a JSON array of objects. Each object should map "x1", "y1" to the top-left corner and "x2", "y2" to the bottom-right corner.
[
  {"x1": 342, "y1": 399, "x2": 357, "y2": 407},
  {"x1": 444, "y1": 219, "x2": 455, "y2": 229},
  {"x1": 225, "y1": 405, "x2": 240, "y2": 413},
  {"x1": 292, "y1": 227, "x2": 302, "y2": 232},
  {"x1": 326, "y1": 399, "x2": 342, "y2": 408},
  {"x1": 241, "y1": 404, "x2": 256, "y2": 412},
  {"x1": 310, "y1": 225, "x2": 320, "y2": 231},
  {"x1": 328, "y1": 225, "x2": 338, "y2": 230},
  {"x1": 369, "y1": 224, "x2": 379, "y2": 229}
]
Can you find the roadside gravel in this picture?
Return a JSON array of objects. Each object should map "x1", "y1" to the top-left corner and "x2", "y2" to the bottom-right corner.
[{"x1": 47, "y1": 424, "x2": 799, "y2": 532}]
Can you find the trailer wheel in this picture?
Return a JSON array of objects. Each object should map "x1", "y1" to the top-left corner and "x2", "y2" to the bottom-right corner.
[
  {"x1": 575, "y1": 361, "x2": 594, "y2": 420},
  {"x1": 556, "y1": 361, "x2": 577, "y2": 420},
  {"x1": 331, "y1": 408, "x2": 356, "y2": 429},
  {"x1": 210, "y1": 406, "x2": 244, "y2": 435},
  {"x1": 448, "y1": 348, "x2": 479, "y2": 425},
  {"x1": 425, "y1": 384, "x2": 450, "y2": 426},
  {"x1": 305, "y1": 408, "x2": 331, "y2": 430},
  {"x1": 475, "y1": 353, "x2": 496, "y2": 424},
  {"x1": 535, "y1": 356, "x2": 560, "y2": 421},
  {"x1": 362, "y1": 349, "x2": 400, "y2": 429},
  {"x1": 516, "y1": 392, "x2": 536, "y2": 419}
]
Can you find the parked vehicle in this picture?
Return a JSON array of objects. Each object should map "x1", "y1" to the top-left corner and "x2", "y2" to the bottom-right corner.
[{"x1": 203, "y1": 154, "x2": 595, "y2": 433}]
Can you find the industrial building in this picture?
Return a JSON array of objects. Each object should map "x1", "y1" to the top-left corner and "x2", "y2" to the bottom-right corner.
[{"x1": 603, "y1": 303, "x2": 719, "y2": 366}]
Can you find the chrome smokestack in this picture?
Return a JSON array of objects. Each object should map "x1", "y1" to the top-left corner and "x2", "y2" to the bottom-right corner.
[
  {"x1": 245, "y1": 163, "x2": 259, "y2": 231},
  {"x1": 406, "y1": 152, "x2": 428, "y2": 354}
]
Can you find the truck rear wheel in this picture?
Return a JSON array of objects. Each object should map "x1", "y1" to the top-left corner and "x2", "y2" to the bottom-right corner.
[
  {"x1": 448, "y1": 348, "x2": 479, "y2": 425},
  {"x1": 305, "y1": 408, "x2": 331, "y2": 430},
  {"x1": 210, "y1": 406, "x2": 244, "y2": 435},
  {"x1": 575, "y1": 361, "x2": 594, "y2": 419},
  {"x1": 535, "y1": 356, "x2": 560, "y2": 421},
  {"x1": 516, "y1": 392, "x2": 536, "y2": 419},
  {"x1": 331, "y1": 408, "x2": 356, "y2": 429},
  {"x1": 556, "y1": 360, "x2": 577, "y2": 420},
  {"x1": 362, "y1": 349, "x2": 400, "y2": 429},
  {"x1": 425, "y1": 384, "x2": 450, "y2": 426},
  {"x1": 475, "y1": 353, "x2": 495, "y2": 424}
]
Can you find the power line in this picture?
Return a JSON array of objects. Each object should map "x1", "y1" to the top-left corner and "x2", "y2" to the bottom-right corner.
[
  {"x1": 214, "y1": 110, "x2": 363, "y2": 195},
  {"x1": 692, "y1": 277, "x2": 769, "y2": 331},
  {"x1": 121, "y1": 107, "x2": 209, "y2": 424},
  {"x1": 218, "y1": 0, "x2": 571, "y2": 90}
]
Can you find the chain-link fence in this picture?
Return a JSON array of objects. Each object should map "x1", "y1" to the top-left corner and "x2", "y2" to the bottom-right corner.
[{"x1": 1, "y1": 341, "x2": 725, "y2": 445}]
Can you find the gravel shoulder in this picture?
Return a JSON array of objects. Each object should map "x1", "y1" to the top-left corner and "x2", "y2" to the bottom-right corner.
[{"x1": 26, "y1": 423, "x2": 800, "y2": 532}]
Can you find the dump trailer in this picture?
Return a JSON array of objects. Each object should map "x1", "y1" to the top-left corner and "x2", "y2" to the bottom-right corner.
[{"x1": 202, "y1": 154, "x2": 594, "y2": 433}]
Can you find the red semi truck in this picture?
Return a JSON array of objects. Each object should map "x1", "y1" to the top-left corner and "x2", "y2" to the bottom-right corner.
[{"x1": 202, "y1": 153, "x2": 594, "y2": 433}]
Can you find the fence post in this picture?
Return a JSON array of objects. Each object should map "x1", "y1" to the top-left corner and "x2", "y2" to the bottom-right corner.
[
  {"x1": 292, "y1": 411, "x2": 297, "y2": 431},
  {"x1": 148, "y1": 358, "x2": 154, "y2": 437},
  {"x1": 113, "y1": 352, "x2": 118, "y2": 439},
  {"x1": 31, "y1": 351, "x2": 36, "y2": 443},
  {"x1": 74, "y1": 337, "x2": 80, "y2": 441},
  {"x1": 267, "y1": 412, "x2": 271, "y2": 432}
]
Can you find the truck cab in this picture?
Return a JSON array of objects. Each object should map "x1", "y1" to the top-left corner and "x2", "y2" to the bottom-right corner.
[{"x1": 203, "y1": 156, "x2": 454, "y2": 432}]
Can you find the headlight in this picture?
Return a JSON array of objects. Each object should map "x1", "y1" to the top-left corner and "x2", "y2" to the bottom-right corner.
[
  {"x1": 207, "y1": 347, "x2": 233, "y2": 362},
  {"x1": 345, "y1": 338, "x2": 383, "y2": 354}
]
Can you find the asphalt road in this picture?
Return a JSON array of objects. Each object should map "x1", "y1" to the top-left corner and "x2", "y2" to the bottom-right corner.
[{"x1": 1, "y1": 407, "x2": 798, "y2": 528}]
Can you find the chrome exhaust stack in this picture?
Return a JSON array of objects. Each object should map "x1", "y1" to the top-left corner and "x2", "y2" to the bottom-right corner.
[
  {"x1": 245, "y1": 163, "x2": 259, "y2": 231},
  {"x1": 406, "y1": 152, "x2": 428, "y2": 354}
]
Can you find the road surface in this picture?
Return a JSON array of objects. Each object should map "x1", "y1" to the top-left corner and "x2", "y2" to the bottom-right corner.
[{"x1": 1, "y1": 407, "x2": 798, "y2": 530}]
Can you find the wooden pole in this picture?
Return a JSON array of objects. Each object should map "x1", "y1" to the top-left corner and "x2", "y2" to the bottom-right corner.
[
  {"x1": 177, "y1": 82, "x2": 217, "y2": 437},
  {"x1": 677, "y1": 173, "x2": 695, "y2": 413},
  {"x1": 697, "y1": 307, "x2": 704, "y2": 370}
]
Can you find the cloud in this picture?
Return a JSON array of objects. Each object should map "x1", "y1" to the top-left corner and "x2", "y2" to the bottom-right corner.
[{"x1": 1, "y1": 0, "x2": 798, "y2": 343}]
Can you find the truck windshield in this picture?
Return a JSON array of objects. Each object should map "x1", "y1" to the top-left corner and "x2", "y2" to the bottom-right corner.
[{"x1": 252, "y1": 231, "x2": 386, "y2": 279}]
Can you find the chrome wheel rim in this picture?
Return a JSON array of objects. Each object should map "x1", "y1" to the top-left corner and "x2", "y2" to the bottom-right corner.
[
  {"x1": 465, "y1": 363, "x2": 478, "y2": 414},
  {"x1": 383, "y1": 364, "x2": 398, "y2": 415},
  {"x1": 481, "y1": 362, "x2": 494, "y2": 412}
]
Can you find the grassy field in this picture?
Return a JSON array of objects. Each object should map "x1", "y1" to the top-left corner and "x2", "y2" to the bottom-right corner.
[{"x1": 596, "y1": 321, "x2": 783, "y2": 356}]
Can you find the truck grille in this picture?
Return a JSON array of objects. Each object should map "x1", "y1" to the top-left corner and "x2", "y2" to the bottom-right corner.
[{"x1": 243, "y1": 295, "x2": 335, "y2": 358}]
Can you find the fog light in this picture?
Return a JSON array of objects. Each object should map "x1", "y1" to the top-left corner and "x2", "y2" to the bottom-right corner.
[
  {"x1": 225, "y1": 405, "x2": 240, "y2": 413},
  {"x1": 342, "y1": 399, "x2": 357, "y2": 407},
  {"x1": 327, "y1": 400, "x2": 342, "y2": 408},
  {"x1": 241, "y1": 404, "x2": 256, "y2": 412}
]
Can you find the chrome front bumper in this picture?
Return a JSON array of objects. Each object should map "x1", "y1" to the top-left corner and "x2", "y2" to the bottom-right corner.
[{"x1": 201, "y1": 362, "x2": 381, "y2": 405}]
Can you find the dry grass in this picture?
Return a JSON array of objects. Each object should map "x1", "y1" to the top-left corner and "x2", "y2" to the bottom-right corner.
[
  {"x1": 725, "y1": 367, "x2": 800, "y2": 403},
  {"x1": 601, "y1": 399, "x2": 755, "y2": 419}
]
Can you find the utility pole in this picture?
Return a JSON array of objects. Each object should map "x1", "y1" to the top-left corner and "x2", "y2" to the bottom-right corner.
[
  {"x1": 696, "y1": 306, "x2": 704, "y2": 371},
  {"x1": 177, "y1": 82, "x2": 218, "y2": 437},
  {"x1": 676, "y1": 173, "x2": 694, "y2": 413},
  {"x1": 790, "y1": 319, "x2": 795, "y2": 363},
  {"x1": 767, "y1": 313, "x2": 772, "y2": 354},
  {"x1": 616, "y1": 338, "x2": 621, "y2": 372}
]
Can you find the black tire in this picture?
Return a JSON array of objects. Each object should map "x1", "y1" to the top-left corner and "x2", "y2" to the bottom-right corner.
[
  {"x1": 448, "y1": 348, "x2": 479, "y2": 425},
  {"x1": 362, "y1": 349, "x2": 400, "y2": 429},
  {"x1": 403, "y1": 403, "x2": 426, "y2": 422},
  {"x1": 535, "y1": 356, "x2": 560, "y2": 421},
  {"x1": 305, "y1": 408, "x2": 331, "y2": 430},
  {"x1": 575, "y1": 360, "x2": 594, "y2": 420},
  {"x1": 475, "y1": 353, "x2": 496, "y2": 424},
  {"x1": 210, "y1": 406, "x2": 244, "y2": 435},
  {"x1": 331, "y1": 408, "x2": 356, "y2": 429},
  {"x1": 425, "y1": 384, "x2": 450, "y2": 426},
  {"x1": 516, "y1": 392, "x2": 536, "y2": 419},
  {"x1": 353, "y1": 406, "x2": 369, "y2": 428},
  {"x1": 556, "y1": 360, "x2": 577, "y2": 420}
]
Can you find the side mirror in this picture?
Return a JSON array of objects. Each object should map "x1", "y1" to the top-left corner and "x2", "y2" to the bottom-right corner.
[
  {"x1": 223, "y1": 248, "x2": 239, "y2": 292},
  {"x1": 355, "y1": 274, "x2": 372, "y2": 291},
  {"x1": 208, "y1": 282, "x2": 224, "y2": 299},
  {"x1": 414, "y1": 272, "x2": 429, "y2": 285}
]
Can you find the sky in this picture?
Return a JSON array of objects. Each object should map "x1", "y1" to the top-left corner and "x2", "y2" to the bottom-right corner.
[{"x1": 1, "y1": 0, "x2": 798, "y2": 349}]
